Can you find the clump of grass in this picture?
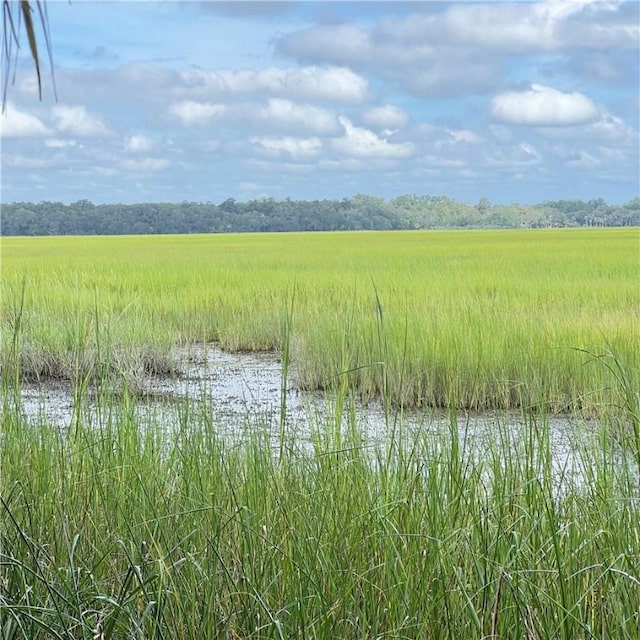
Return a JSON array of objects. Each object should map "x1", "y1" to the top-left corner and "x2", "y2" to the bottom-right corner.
[{"x1": 1, "y1": 390, "x2": 638, "y2": 639}]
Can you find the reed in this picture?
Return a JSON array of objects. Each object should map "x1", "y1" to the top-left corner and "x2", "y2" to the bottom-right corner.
[{"x1": 1, "y1": 395, "x2": 639, "y2": 638}]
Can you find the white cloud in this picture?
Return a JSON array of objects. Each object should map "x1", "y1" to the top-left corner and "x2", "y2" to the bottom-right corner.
[
  {"x1": 169, "y1": 101, "x2": 226, "y2": 125},
  {"x1": 378, "y1": 5, "x2": 546, "y2": 53},
  {"x1": 278, "y1": 3, "x2": 637, "y2": 98},
  {"x1": 277, "y1": 24, "x2": 372, "y2": 65},
  {"x1": 250, "y1": 135, "x2": 322, "y2": 159},
  {"x1": 538, "y1": 111, "x2": 639, "y2": 169},
  {"x1": 257, "y1": 99, "x2": 338, "y2": 135},
  {"x1": 0, "y1": 104, "x2": 51, "y2": 138},
  {"x1": 490, "y1": 84, "x2": 600, "y2": 126},
  {"x1": 278, "y1": 21, "x2": 501, "y2": 98},
  {"x1": 125, "y1": 134, "x2": 153, "y2": 152},
  {"x1": 2, "y1": 2, "x2": 637, "y2": 205},
  {"x1": 519, "y1": 142, "x2": 541, "y2": 159},
  {"x1": 378, "y1": 1, "x2": 637, "y2": 54},
  {"x1": 551, "y1": 0, "x2": 639, "y2": 50},
  {"x1": 538, "y1": 112, "x2": 637, "y2": 146},
  {"x1": 52, "y1": 105, "x2": 111, "y2": 136},
  {"x1": 181, "y1": 65, "x2": 369, "y2": 103},
  {"x1": 332, "y1": 116, "x2": 414, "y2": 159},
  {"x1": 362, "y1": 105, "x2": 408, "y2": 130},
  {"x1": 585, "y1": 113, "x2": 637, "y2": 146}
]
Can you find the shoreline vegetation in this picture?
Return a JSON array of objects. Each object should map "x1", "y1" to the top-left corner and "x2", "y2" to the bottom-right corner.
[
  {"x1": 2, "y1": 195, "x2": 639, "y2": 236},
  {"x1": 2, "y1": 227, "x2": 639, "y2": 638}
]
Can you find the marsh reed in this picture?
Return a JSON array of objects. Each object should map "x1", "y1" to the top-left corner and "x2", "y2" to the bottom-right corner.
[{"x1": 1, "y1": 393, "x2": 639, "y2": 639}]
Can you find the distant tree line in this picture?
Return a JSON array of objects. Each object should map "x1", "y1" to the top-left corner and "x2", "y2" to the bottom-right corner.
[{"x1": 2, "y1": 195, "x2": 638, "y2": 236}]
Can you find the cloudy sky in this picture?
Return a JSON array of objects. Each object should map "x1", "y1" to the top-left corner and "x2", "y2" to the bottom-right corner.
[{"x1": 1, "y1": 0, "x2": 638, "y2": 205}]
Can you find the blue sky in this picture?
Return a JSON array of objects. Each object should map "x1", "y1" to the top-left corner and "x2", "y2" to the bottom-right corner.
[{"x1": 1, "y1": 0, "x2": 638, "y2": 205}]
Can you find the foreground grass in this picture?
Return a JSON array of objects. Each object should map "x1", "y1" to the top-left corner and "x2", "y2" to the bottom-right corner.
[
  {"x1": 1, "y1": 229, "x2": 638, "y2": 413},
  {"x1": 1, "y1": 393, "x2": 639, "y2": 639}
]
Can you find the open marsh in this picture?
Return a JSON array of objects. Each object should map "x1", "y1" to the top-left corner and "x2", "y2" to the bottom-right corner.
[
  {"x1": 2, "y1": 228, "x2": 639, "y2": 638},
  {"x1": 2, "y1": 228, "x2": 638, "y2": 414}
]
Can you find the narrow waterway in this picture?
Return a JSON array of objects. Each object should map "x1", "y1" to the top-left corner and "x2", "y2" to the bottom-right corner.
[{"x1": 14, "y1": 344, "x2": 605, "y2": 489}]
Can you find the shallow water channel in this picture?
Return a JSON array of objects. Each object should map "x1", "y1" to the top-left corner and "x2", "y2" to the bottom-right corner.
[{"x1": 15, "y1": 344, "x2": 604, "y2": 487}]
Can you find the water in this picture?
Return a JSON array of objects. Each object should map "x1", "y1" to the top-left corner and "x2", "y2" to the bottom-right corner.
[{"x1": 14, "y1": 344, "x2": 602, "y2": 487}]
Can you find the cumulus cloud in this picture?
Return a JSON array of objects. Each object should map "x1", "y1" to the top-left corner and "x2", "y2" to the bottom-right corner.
[
  {"x1": 559, "y1": 50, "x2": 639, "y2": 85},
  {"x1": 169, "y1": 101, "x2": 226, "y2": 125},
  {"x1": 377, "y1": 2, "x2": 619, "y2": 54},
  {"x1": 553, "y1": 0, "x2": 639, "y2": 50},
  {"x1": 584, "y1": 113, "x2": 637, "y2": 146},
  {"x1": 332, "y1": 116, "x2": 414, "y2": 159},
  {"x1": 377, "y1": 1, "x2": 637, "y2": 54},
  {"x1": 538, "y1": 112, "x2": 639, "y2": 153},
  {"x1": 181, "y1": 66, "x2": 369, "y2": 103},
  {"x1": 277, "y1": 24, "x2": 372, "y2": 66},
  {"x1": 277, "y1": 2, "x2": 637, "y2": 98},
  {"x1": 278, "y1": 21, "x2": 502, "y2": 98},
  {"x1": 362, "y1": 105, "x2": 408, "y2": 130},
  {"x1": 378, "y1": 5, "x2": 544, "y2": 54},
  {"x1": 3, "y1": 2, "x2": 636, "y2": 204},
  {"x1": 52, "y1": 105, "x2": 111, "y2": 136},
  {"x1": 125, "y1": 134, "x2": 153, "y2": 152},
  {"x1": 490, "y1": 84, "x2": 600, "y2": 126},
  {"x1": 250, "y1": 135, "x2": 322, "y2": 159},
  {"x1": 257, "y1": 99, "x2": 338, "y2": 135},
  {"x1": 0, "y1": 104, "x2": 51, "y2": 138}
]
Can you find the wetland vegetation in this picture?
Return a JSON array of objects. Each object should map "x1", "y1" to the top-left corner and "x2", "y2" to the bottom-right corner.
[
  {"x1": 1, "y1": 228, "x2": 639, "y2": 638},
  {"x1": 2, "y1": 229, "x2": 637, "y2": 414}
]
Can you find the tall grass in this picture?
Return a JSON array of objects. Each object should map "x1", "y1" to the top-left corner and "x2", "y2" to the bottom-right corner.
[
  {"x1": 1, "y1": 395, "x2": 639, "y2": 639},
  {"x1": 1, "y1": 229, "x2": 637, "y2": 414},
  {"x1": 2, "y1": 225, "x2": 639, "y2": 636}
]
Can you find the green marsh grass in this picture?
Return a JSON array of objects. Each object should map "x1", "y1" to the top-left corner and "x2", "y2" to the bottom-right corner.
[
  {"x1": 1, "y1": 225, "x2": 639, "y2": 637},
  {"x1": 1, "y1": 399, "x2": 639, "y2": 638},
  {"x1": 1, "y1": 229, "x2": 637, "y2": 414}
]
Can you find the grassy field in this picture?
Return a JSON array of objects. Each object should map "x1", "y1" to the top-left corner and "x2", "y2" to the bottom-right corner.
[
  {"x1": 1, "y1": 228, "x2": 639, "y2": 638},
  {"x1": 1, "y1": 228, "x2": 638, "y2": 413}
]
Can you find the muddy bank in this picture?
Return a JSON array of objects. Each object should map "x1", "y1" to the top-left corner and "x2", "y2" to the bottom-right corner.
[{"x1": 16, "y1": 344, "x2": 357, "y2": 427}]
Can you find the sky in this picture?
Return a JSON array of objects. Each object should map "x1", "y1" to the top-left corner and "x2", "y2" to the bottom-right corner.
[{"x1": 1, "y1": 0, "x2": 639, "y2": 205}]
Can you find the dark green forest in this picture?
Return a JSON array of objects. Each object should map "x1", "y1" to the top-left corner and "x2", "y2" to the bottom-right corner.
[{"x1": 2, "y1": 195, "x2": 638, "y2": 235}]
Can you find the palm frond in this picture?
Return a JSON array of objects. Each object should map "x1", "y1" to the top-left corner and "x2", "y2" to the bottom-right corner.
[{"x1": 2, "y1": 0, "x2": 55, "y2": 110}]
